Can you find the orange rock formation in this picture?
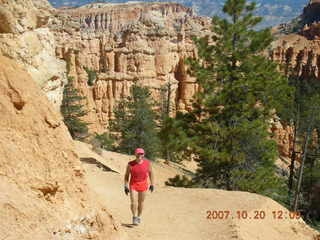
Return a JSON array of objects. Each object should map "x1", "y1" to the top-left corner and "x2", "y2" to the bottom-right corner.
[
  {"x1": 51, "y1": 2, "x2": 211, "y2": 132},
  {"x1": 0, "y1": 55, "x2": 121, "y2": 240}
]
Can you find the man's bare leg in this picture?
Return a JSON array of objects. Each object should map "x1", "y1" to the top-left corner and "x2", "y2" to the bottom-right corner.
[
  {"x1": 130, "y1": 190, "x2": 138, "y2": 217},
  {"x1": 137, "y1": 191, "x2": 146, "y2": 217}
]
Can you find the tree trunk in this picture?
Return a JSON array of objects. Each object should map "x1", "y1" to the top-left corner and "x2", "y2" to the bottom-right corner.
[
  {"x1": 288, "y1": 109, "x2": 299, "y2": 195},
  {"x1": 289, "y1": 76, "x2": 301, "y2": 196},
  {"x1": 293, "y1": 110, "x2": 316, "y2": 212},
  {"x1": 164, "y1": 80, "x2": 172, "y2": 165}
]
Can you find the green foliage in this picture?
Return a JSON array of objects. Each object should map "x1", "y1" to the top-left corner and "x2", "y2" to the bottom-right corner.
[
  {"x1": 84, "y1": 67, "x2": 97, "y2": 86},
  {"x1": 165, "y1": 175, "x2": 193, "y2": 187},
  {"x1": 158, "y1": 82, "x2": 180, "y2": 162},
  {"x1": 110, "y1": 84, "x2": 160, "y2": 160},
  {"x1": 280, "y1": 76, "x2": 320, "y2": 133},
  {"x1": 164, "y1": 0, "x2": 292, "y2": 194},
  {"x1": 94, "y1": 132, "x2": 116, "y2": 151},
  {"x1": 158, "y1": 83, "x2": 171, "y2": 122},
  {"x1": 302, "y1": 151, "x2": 320, "y2": 223},
  {"x1": 61, "y1": 76, "x2": 90, "y2": 139},
  {"x1": 159, "y1": 113, "x2": 193, "y2": 163},
  {"x1": 279, "y1": 71, "x2": 320, "y2": 219}
]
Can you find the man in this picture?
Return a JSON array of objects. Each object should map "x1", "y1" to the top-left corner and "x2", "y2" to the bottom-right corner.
[{"x1": 124, "y1": 148, "x2": 154, "y2": 225}]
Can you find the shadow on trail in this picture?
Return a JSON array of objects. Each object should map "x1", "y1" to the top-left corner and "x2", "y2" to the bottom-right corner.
[
  {"x1": 80, "y1": 157, "x2": 119, "y2": 173},
  {"x1": 121, "y1": 223, "x2": 136, "y2": 228}
]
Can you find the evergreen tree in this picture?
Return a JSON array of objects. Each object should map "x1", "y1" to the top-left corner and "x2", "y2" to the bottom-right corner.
[
  {"x1": 301, "y1": 142, "x2": 320, "y2": 230},
  {"x1": 84, "y1": 67, "x2": 97, "y2": 86},
  {"x1": 279, "y1": 75, "x2": 320, "y2": 225},
  {"x1": 61, "y1": 76, "x2": 89, "y2": 139},
  {"x1": 159, "y1": 112, "x2": 192, "y2": 163},
  {"x1": 158, "y1": 81, "x2": 177, "y2": 163},
  {"x1": 165, "y1": 0, "x2": 292, "y2": 195},
  {"x1": 110, "y1": 84, "x2": 160, "y2": 160},
  {"x1": 94, "y1": 132, "x2": 116, "y2": 151}
]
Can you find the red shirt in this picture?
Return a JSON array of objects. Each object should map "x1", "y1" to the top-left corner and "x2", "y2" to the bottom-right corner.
[{"x1": 129, "y1": 159, "x2": 150, "y2": 184}]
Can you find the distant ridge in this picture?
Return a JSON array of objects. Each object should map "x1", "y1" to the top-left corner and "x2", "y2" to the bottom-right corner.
[{"x1": 49, "y1": 0, "x2": 309, "y2": 28}]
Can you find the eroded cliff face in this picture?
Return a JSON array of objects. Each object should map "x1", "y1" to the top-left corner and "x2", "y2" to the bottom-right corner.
[
  {"x1": 51, "y1": 2, "x2": 210, "y2": 132},
  {"x1": 302, "y1": 0, "x2": 320, "y2": 26},
  {"x1": 268, "y1": 0, "x2": 320, "y2": 158},
  {"x1": 0, "y1": 0, "x2": 295, "y2": 158},
  {"x1": 0, "y1": 0, "x2": 67, "y2": 108},
  {"x1": 0, "y1": 55, "x2": 121, "y2": 240},
  {"x1": 271, "y1": 0, "x2": 320, "y2": 79}
]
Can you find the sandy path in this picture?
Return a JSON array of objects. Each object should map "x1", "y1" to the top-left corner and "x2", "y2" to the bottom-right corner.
[
  {"x1": 75, "y1": 141, "x2": 318, "y2": 240},
  {"x1": 83, "y1": 164, "x2": 235, "y2": 240}
]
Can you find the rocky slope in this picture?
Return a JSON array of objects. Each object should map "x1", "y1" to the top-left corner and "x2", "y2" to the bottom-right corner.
[
  {"x1": 0, "y1": 0, "x2": 67, "y2": 108},
  {"x1": 0, "y1": 55, "x2": 122, "y2": 240},
  {"x1": 51, "y1": 2, "x2": 211, "y2": 132}
]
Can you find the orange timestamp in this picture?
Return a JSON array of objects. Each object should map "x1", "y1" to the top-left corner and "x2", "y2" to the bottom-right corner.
[{"x1": 206, "y1": 210, "x2": 301, "y2": 220}]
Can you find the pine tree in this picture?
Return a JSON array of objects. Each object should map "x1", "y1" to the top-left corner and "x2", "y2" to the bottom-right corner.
[
  {"x1": 159, "y1": 112, "x2": 192, "y2": 163},
  {"x1": 158, "y1": 80, "x2": 177, "y2": 163},
  {"x1": 301, "y1": 143, "x2": 320, "y2": 229},
  {"x1": 110, "y1": 84, "x2": 160, "y2": 160},
  {"x1": 279, "y1": 76, "x2": 320, "y2": 223},
  {"x1": 84, "y1": 67, "x2": 97, "y2": 86},
  {"x1": 165, "y1": 0, "x2": 292, "y2": 195},
  {"x1": 277, "y1": 52, "x2": 320, "y2": 214},
  {"x1": 61, "y1": 76, "x2": 89, "y2": 139}
]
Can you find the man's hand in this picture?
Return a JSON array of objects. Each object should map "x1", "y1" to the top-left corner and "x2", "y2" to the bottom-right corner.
[
  {"x1": 124, "y1": 185, "x2": 130, "y2": 195},
  {"x1": 149, "y1": 185, "x2": 154, "y2": 193}
]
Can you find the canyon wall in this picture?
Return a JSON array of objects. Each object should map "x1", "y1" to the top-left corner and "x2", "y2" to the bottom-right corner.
[
  {"x1": 0, "y1": 55, "x2": 121, "y2": 240},
  {"x1": 0, "y1": 1, "x2": 122, "y2": 239},
  {"x1": 0, "y1": 0, "x2": 67, "y2": 108},
  {"x1": 50, "y1": 1, "x2": 300, "y2": 158},
  {"x1": 302, "y1": 0, "x2": 320, "y2": 26},
  {"x1": 51, "y1": 2, "x2": 211, "y2": 132},
  {"x1": 268, "y1": 0, "x2": 320, "y2": 158},
  {"x1": 0, "y1": 0, "x2": 306, "y2": 159},
  {"x1": 272, "y1": 0, "x2": 320, "y2": 81},
  {"x1": 269, "y1": 33, "x2": 320, "y2": 158}
]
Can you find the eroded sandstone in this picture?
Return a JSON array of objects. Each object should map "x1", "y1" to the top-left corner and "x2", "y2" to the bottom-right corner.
[
  {"x1": 0, "y1": 0, "x2": 67, "y2": 108},
  {"x1": 0, "y1": 55, "x2": 122, "y2": 240},
  {"x1": 51, "y1": 2, "x2": 210, "y2": 132}
]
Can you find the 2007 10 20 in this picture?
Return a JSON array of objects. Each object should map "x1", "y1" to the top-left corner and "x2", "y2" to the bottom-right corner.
[{"x1": 206, "y1": 210, "x2": 267, "y2": 220}]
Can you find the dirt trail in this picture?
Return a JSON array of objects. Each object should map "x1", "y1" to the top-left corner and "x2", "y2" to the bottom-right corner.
[{"x1": 75, "y1": 141, "x2": 319, "y2": 240}]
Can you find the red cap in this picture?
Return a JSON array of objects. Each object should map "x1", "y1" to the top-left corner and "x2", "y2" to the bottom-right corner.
[{"x1": 135, "y1": 148, "x2": 145, "y2": 155}]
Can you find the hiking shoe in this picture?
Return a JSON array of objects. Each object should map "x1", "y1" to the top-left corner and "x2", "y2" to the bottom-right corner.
[
  {"x1": 132, "y1": 216, "x2": 139, "y2": 225},
  {"x1": 137, "y1": 217, "x2": 141, "y2": 224}
]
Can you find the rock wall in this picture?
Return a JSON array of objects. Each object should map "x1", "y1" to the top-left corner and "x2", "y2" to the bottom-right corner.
[
  {"x1": 0, "y1": 0, "x2": 297, "y2": 161},
  {"x1": 0, "y1": 55, "x2": 121, "y2": 240},
  {"x1": 302, "y1": 0, "x2": 320, "y2": 26},
  {"x1": 269, "y1": 0, "x2": 320, "y2": 158},
  {"x1": 0, "y1": 0, "x2": 67, "y2": 108},
  {"x1": 271, "y1": 34, "x2": 320, "y2": 81},
  {"x1": 51, "y1": 1, "x2": 300, "y2": 159},
  {"x1": 51, "y1": 2, "x2": 210, "y2": 132}
]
